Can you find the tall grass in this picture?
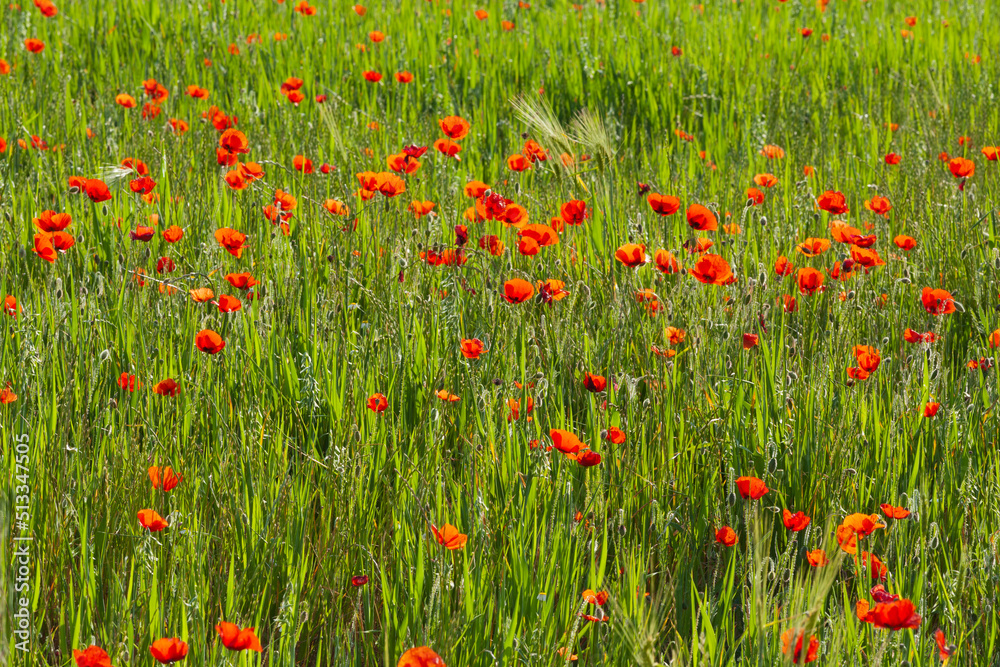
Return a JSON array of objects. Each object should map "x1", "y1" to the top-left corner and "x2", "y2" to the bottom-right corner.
[{"x1": 1, "y1": 0, "x2": 1000, "y2": 665}]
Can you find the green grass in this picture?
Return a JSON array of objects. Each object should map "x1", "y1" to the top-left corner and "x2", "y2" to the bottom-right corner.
[{"x1": 2, "y1": 0, "x2": 1000, "y2": 665}]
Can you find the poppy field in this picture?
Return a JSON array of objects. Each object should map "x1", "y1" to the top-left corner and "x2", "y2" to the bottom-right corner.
[{"x1": 3, "y1": 0, "x2": 1000, "y2": 665}]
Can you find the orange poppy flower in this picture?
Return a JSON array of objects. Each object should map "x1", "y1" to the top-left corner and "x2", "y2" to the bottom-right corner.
[
  {"x1": 33, "y1": 210, "x2": 72, "y2": 233},
  {"x1": 72, "y1": 646, "x2": 111, "y2": 667},
  {"x1": 216, "y1": 294, "x2": 242, "y2": 313},
  {"x1": 397, "y1": 646, "x2": 446, "y2": 667},
  {"x1": 502, "y1": 278, "x2": 534, "y2": 304},
  {"x1": 615, "y1": 243, "x2": 647, "y2": 267},
  {"x1": 507, "y1": 154, "x2": 531, "y2": 171},
  {"x1": 850, "y1": 246, "x2": 885, "y2": 271},
  {"x1": 796, "y1": 267, "x2": 824, "y2": 295},
  {"x1": 736, "y1": 475, "x2": 769, "y2": 499},
  {"x1": 753, "y1": 173, "x2": 778, "y2": 188},
  {"x1": 647, "y1": 193, "x2": 680, "y2": 216},
  {"x1": 431, "y1": 523, "x2": 467, "y2": 550},
  {"x1": 582, "y1": 589, "x2": 609, "y2": 606},
  {"x1": 460, "y1": 338, "x2": 486, "y2": 359},
  {"x1": 439, "y1": 115, "x2": 470, "y2": 140},
  {"x1": 795, "y1": 238, "x2": 831, "y2": 257},
  {"x1": 760, "y1": 144, "x2": 785, "y2": 159},
  {"x1": 948, "y1": 157, "x2": 974, "y2": 178},
  {"x1": 464, "y1": 181, "x2": 489, "y2": 198},
  {"x1": 686, "y1": 204, "x2": 718, "y2": 231},
  {"x1": 196, "y1": 329, "x2": 226, "y2": 354},
  {"x1": 138, "y1": 509, "x2": 169, "y2": 532},
  {"x1": 923, "y1": 402, "x2": 941, "y2": 418},
  {"x1": 604, "y1": 427, "x2": 626, "y2": 444},
  {"x1": 745, "y1": 187, "x2": 765, "y2": 205},
  {"x1": 934, "y1": 630, "x2": 956, "y2": 662},
  {"x1": 214, "y1": 228, "x2": 247, "y2": 258},
  {"x1": 4, "y1": 295, "x2": 19, "y2": 318},
  {"x1": 782, "y1": 509, "x2": 811, "y2": 531},
  {"x1": 654, "y1": 249, "x2": 680, "y2": 274},
  {"x1": 387, "y1": 153, "x2": 420, "y2": 174},
  {"x1": 215, "y1": 622, "x2": 263, "y2": 653},
  {"x1": 816, "y1": 190, "x2": 849, "y2": 215},
  {"x1": 367, "y1": 393, "x2": 388, "y2": 412},
  {"x1": 478, "y1": 235, "x2": 505, "y2": 255},
  {"x1": 292, "y1": 155, "x2": 314, "y2": 173},
  {"x1": 474, "y1": 8, "x2": 488, "y2": 19},
  {"x1": 903, "y1": 328, "x2": 936, "y2": 344},
  {"x1": 843, "y1": 512, "x2": 886, "y2": 537},
  {"x1": 25, "y1": 38, "x2": 46, "y2": 53},
  {"x1": 880, "y1": 503, "x2": 911, "y2": 520},
  {"x1": 31, "y1": 233, "x2": 57, "y2": 263},
  {"x1": 434, "y1": 138, "x2": 462, "y2": 158},
  {"x1": 982, "y1": 146, "x2": 999, "y2": 161},
  {"x1": 893, "y1": 235, "x2": 916, "y2": 250},
  {"x1": 436, "y1": 389, "x2": 460, "y2": 403},
  {"x1": 524, "y1": 139, "x2": 548, "y2": 162},
  {"x1": 148, "y1": 466, "x2": 182, "y2": 491},
  {"x1": 921, "y1": 287, "x2": 955, "y2": 315},
  {"x1": 550, "y1": 429, "x2": 585, "y2": 455},
  {"x1": 864, "y1": 195, "x2": 892, "y2": 216},
  {"x1": 583, "y1": 373, "x2": 606, "y2": 392},
  {"x1": 780, "y1": 630, "x2": 819, "y2": 664},
  {"x1": 395, "y1": 71, "x2": 414, "y2": 83},
  {"x1": 774, "y1": 255, "x2": 794, "y2": 276},
  {"x1": 149, "y1": 638, "x2": 188, "y2": 664},
  {"x1": 683, "y1": 236, "x2": 713, "y2": 254},
  {"x1": 690, "y1": 254, "x2": 734, "y2": 285},
  {"x1": 806, "y1": 549, "x2": 828, "y2": 566},
  {"x1": 715, "y1": 526, "x2": 738, "y2": 546}
]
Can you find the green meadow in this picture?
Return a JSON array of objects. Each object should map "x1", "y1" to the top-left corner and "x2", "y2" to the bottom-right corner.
[{"x1": 2, "y1": 0, "x2": 1000, "y2": 664}]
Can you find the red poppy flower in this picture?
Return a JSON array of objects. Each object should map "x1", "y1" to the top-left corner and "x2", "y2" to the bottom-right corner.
[
  {"x1": 686, "y1": 204, "x2": 718, "y2": 231},
  {"x1": 780, "y1": 630, "x2": 819, "y2": 664},
  {"x1": 864, "y1": 195, "x2": 892, "y2": 216},
  {"x1": 816, "y1": 190, "x2": 849, "y2": 215},
  {"x1": 214, "y1": 228, "x2": 247, "y2": 258},
  {"x1": 774, "y1": 255, "x2": 794, "y2": 276},
  {"x1": 293, "y1": 155, "x2": 314, "y2": 173},
  {"x1": 84, "y1": 179, "x2": 113, "y2": 203},
  {"x1": 654, "y1": 249, "x2": 680, "y2": 274},
  {"x1": 431, "y1": 523, "x2": 467, "y2": 550},
  {"x1": 73, "y1": 646, "x2": 112, "y2": 667},
  {"x1": 742, "y1": 333, "x2": 759, "y2": 349},
  {"x1": 864, "y1": 599, "x2": 921, "y2": 630},
  {"x1": 560, "y1": 200, "x2": 588, "y2": 225},
  {"x1": 130, "y1": 176, "x2": 156, "y2": 195},
  {"x1": 690, "y1": 254, "x2": 734, "y2": 285},
  {"x1": 934, "y1": 629, "x2": 956, "y2": 661},
  {"x1": 715, "y1": 526, "x2": 738, "y2": 546},
  {"x1": 153, "y1": 379, "x2": 180, "y2": 396},
  {"x1": 797, "y1": 268, "x2": 825, "y2": 295},
  {"x1": 923, "y1": 402, "x2": 941, "y2": 418},
  {"x1": 149, "y1": 637, "x2": 188, "y2": 663},
  {"x1": 149, "y1": 466, "x2": 182, "y2": 491},
  {"x1": 161, "y1": 225, "x2": 183, "y2": 243},
  {"x1": 735, "y1": 475, "x2": 769, "y2": 499},
  {"x1": 948, "y1": 157, "x2": 974, "y2": 178},
  {"x1": 218, "y1": 294, "x2": 243, "y2": 313},
  {"x1": 782, "y1": 509, "x2": 810, "y2": 531},
  {"x1": 921, "y1": 287, "x2": 955, "y2": 315},
  {"x1": 577, "y1": 450, "x2": 602, "y2": 467},
  {"x1": 460, "y1": 338, "x2": 486, "y2": 358},
  {"x1": 884, "y1": 152, "x2": 902, "y2": 165},
  {"x1": 893, "y1": 235, "x2": 916, "y2": 251},
  {"x1": 215, "y1": 622, "x2": 263, "y2": 652},
  {"x1": 647, "y1": 193, "x2": 680, "y2": 216},
  {"x1": 138, "y1": 509, "x2": 169, "y2": 532},
  {"x1": 880, "y1": 503, "x2": 911, "y2": 520},
  {"x1": 219, "y1": 128, "x2": 249, "y2": 154},
  {"x1": 352, "y1": 575, "x2": 369, "y2": 587},
  {"x1": 367, "y1": 393, "x2": 388, "y2": 412},
  {"x1": 604, "y1": 427, "x2": 626, "y2": 444},
  {"x1": 395, "y1": 71, "x2": 414, "y2": 83},
  {"x1": 195, "y1": 329, "x2": 226, "y2": 354},
  {"x1": 4, "y1": 295, "x2": 19, "y2": 318},
  {"x1": 33, "y1": 210, "x2": 72, "y2": 232},
  {"x1": 25, "y1": 38, "x2": 46, "y2": 53},
  {"x1": 583, "y1": 373, "x2": 606, "y2": 392},
  {"x1": 397, "y1": 647, "x2": 446, "y2": 667},
  {"x1": 745, "y1": 187, "x2": 765, "y2": 205}
]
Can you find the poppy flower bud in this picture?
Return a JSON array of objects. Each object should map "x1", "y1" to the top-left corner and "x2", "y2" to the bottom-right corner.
[
  {"x1": 493, "y1": 378, "x2": 502, "y2": 386},
  {"x1": 928, "y1": 535, "x2": 938, "y2": 550},
  {"x1": 102, "y1": 205, "x2": 109, "y2": 216},
  {"x1": 881, "y1": 337, "x2": 890, "y2": 346},
  {"x1": 600, "y1": 429, "x2": 608, "y2": 440},
  {"x1": 767, "y1": 458, "x2": 777, "y2": 473},
  {"x1": 898, "y1": 277, "x2": 911, "y2": 284},
  {"x1": 726, "y1": 491, "x2": 737, "y2": 505},
  {"x1": 758, "y1": 271, "x2": 767, "y2": 285},
  {"x1": 994, "y1": 257, "x2": 1000, "y2": 270},
  {"x1": 954, "y1": 301, "x2": 965, "y2": 313},
  {"x1": 759, "y1": 216, "x2": 767, "y2": 226},
  {"x1": 842, "y1": 258, "x2": 855, "y2": 272},
  {"x1": 743, "y1": 293, "x2": 752, "y2": 305},
  {"x1": 845, "y1": 377, "x2": 855, "y2": 387},
  {"x1": 109, "y1": 398, "x2": 117, "y2": 409},
  {"x1": 846, "y1": 291, "x2": 855, "y2": 300}
]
